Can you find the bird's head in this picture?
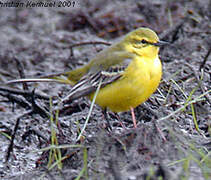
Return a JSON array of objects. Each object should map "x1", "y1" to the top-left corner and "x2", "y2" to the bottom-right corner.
[{"x1": 123, "y1": 27, "x2": 168, "y2": 59}]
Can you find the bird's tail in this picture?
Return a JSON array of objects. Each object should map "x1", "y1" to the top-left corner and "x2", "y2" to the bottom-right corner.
[
  {"x1": 6, "y1": 72, "x2": 73, "y2": 85},
  {"x1": 6, "y1": 65, "x2": 89, "y2": 85}
]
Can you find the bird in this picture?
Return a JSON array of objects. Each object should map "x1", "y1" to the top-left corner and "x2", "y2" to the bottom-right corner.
[{"x1": 7, "y1": 27, "x2": 168, "y2": 128}]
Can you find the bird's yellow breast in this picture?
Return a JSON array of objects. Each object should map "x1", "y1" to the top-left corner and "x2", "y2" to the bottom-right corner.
[{"x1": 89, "y1": 56, "x2": 162, "y2": 112}]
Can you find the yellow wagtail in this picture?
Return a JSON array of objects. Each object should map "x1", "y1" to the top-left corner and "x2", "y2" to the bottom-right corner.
[{"x1": 7, "y1": 27, "x2": 168, "y2": 128}]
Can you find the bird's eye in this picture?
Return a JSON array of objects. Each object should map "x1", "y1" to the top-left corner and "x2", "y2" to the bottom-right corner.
[{"x1": 141, "y1": 39, "x2": 148, "y2": 44}]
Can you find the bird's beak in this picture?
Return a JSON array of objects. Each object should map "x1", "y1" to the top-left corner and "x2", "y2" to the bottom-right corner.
[{"x1": 152, "y1": 40, "x2": 170, "y2": 47}]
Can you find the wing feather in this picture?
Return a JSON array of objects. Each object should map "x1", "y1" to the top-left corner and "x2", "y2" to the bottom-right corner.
[{"x1": 61, "y1": 65, "x2": 127, "y2": 103}]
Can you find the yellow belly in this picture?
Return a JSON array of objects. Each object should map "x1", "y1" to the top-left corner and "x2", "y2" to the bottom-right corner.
[{"x1": 89, "y1": 56, "x2": 162, "y2": 112}]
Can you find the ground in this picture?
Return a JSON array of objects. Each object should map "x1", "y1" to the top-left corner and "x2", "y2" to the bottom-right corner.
[{"x1": 0, "y1": 0, "x2": 210, "y2": 179}]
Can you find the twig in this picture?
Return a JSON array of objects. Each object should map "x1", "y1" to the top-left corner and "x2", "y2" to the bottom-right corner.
[
  {"x1": 14, "y1": 57, "x2": 28, "y2": 91},
  {"x1": 0, "y1": 91, "x2": 31, "y2": 109},
  {"x1": 199, "y1": 46, "x2": 211, "y2": 71},
  {"x1": 185, "y1": 63, "x2": 211, "y2": 105},
  {"x1": 80, "y1": 10, "x2": 100, "y2": 32},
  {"x1": 153, "y1": 120, "x2": 167, "y2": 142},
  {"x1": 159, "y1": 18, "x2": 187, "y2": 41},
  {"x1": 6, "y1": 110, "x2": 33, "y2": 162},
  {"x1": 0, "y1": 88, "x2": 50, "y2": 118},
  {"x1": 5, "y1": 90, "x2": 50, "y2": 161},
  {"x1": 0, "y1": 87, "x2": 49, "y2": 100},
  {"x1": 30, "y1": 89, "x2": 50, "y2": 118}
]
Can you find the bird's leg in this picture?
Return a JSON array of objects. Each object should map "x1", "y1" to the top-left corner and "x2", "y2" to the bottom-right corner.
[
  {"x1": 102, "y1": 108, "x2": 112, "y2": 131},
  {"x1": 113, "y1": 112, "x2": 126, "y2": 129},
  {"x1": 130, "y1": 107, "x2": 137, "y2": 128}
]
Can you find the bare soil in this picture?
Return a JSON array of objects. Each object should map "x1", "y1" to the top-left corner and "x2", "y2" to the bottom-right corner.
[{"x1": 0, "y1": 0, "x2": 210, "y2": 179}]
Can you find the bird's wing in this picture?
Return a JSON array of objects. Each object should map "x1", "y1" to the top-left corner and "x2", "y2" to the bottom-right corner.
[{"x1": 60, "y1": 65, "x2": 127, "y2": 103}]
